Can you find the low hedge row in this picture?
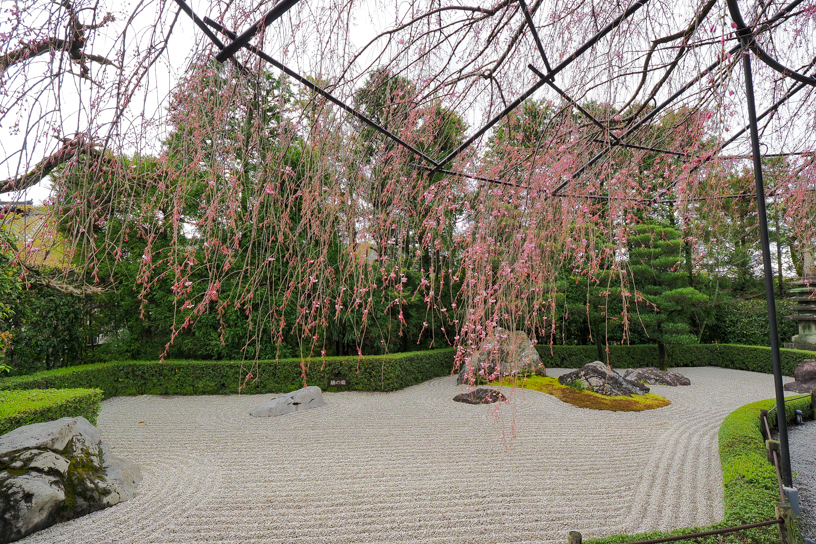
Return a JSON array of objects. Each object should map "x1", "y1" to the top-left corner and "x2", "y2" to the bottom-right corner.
[
  {"x1": 719, "y1": 395, "x2": 813, "y2": 528},
  {"x1": 0, "y1": 388, "x2": 103, "y2": 437},
  {"x1": 2, "y1": 344, "x2": 811, "y2": 401},
  {"x1": 586, "y1": 394, "x2": 813, "y2": 544},
  {"x1": 0, "y1": 349, "x2": 457, "y2": 398},
  {"x1": 537, "y1": 344, "x2": 816, "y2": 375}
]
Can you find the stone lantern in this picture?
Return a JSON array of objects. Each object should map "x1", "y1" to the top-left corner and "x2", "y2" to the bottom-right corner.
[{"x1": 784, "y1": 249, "x2": 816, "y2": 351}]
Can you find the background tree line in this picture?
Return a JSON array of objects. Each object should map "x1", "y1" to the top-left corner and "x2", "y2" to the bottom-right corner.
[{"x1": 0, "y1": 65, "x2": 804, "y2": 376}]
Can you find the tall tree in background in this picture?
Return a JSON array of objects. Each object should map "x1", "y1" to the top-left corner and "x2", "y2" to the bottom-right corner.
[{"x1": 628, "y1": 223, "x2": 709, "y2": 369}]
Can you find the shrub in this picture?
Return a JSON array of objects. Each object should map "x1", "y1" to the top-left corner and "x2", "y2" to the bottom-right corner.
[
  {"x1": 0, "y1": 349, "x2": 457, "y2": 398},
  {"x1": 702, "y1": 299, "x2": 799, "y2": 347},
  {"x1": 4, "y1": 285, "x2": 90, "y2": 376},
  {"x1": 535, "y1": 343, "x2": 816, "y2": 375},
  {"x1": 717, "y1": 395, "x2": 812, "y2": 539},
  {"x1": 567, "y1": 379, "x2": 585, "y2": 391},
  {"x1": 0, "y1": 388, "x2": 102, "y2": 436}
]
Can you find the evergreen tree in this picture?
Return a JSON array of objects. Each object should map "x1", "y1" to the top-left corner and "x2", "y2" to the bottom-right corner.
[{"x1": 628, "y1": 223, "x2": 709, "y2": 369}]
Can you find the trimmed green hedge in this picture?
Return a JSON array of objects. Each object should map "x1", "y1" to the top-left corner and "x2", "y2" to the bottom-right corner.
[
  {"x1": 536, "y1": 343, "x2": 816, "y2": 375},
  {"x1": 0, "y1": 349, "x2": 456, "y2": 398},
  {"x1": 586, "y1": 395, "x2": 814, "y2": 544},
  {"x1": 0, "y1": 388, "x2": 103, "y2": 437},
  {"x1": 719, "y1": 396, "x2": 813, "y2": 526},
  {"x1": 3, "y1": 344, "x2": 810, "y2": 400}
]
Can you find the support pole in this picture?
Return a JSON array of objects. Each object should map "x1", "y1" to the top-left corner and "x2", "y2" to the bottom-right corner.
[{"x1": 738, "y1": 41, "x2": 793, "y2": 487}]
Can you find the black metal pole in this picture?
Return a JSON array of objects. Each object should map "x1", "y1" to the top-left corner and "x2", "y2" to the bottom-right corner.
[
  {"x1": 555, "y1": 43, "x2": 742, "y2": 194},
  {"x1": 432, "y1": 0, "x2": 650, "y2": 173},
  {"x1": 528, "y1": 65, "x2": 618, "y2": 140},
  {"x1": 517, "y1": 0, "x2": 553, "y2": 75},
  {"x1": 738, "y1": 44, "x2": 793, "y2": 487},
  {"x1": 591, "y1": 139, "x2": 684, "y2": 157},
  {"x1": 172, "y1": 0, "x2": 249, "y2": 74},
  {"x1": 205, "y1": 18, "x2": 440, "y2": 167},
  {"x1": 215, "y1": 0, "x2": 304, "y2": 63},
  {"x1": 726, "y1": 0, "x2": 816, "y2": 87}
]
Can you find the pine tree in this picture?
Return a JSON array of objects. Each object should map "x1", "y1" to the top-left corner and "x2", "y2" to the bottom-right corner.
[{"x1": 628, "y1": 223, "x2": 709, "y2": 369}]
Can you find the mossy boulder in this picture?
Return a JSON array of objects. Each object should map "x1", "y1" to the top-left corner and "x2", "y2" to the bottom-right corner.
[
  {"x1": 558, "y1": 361, "x2": 649, "y2": 396},
  {"x1": 0, "y1": 417, "x2": 141, "y2": 543}
]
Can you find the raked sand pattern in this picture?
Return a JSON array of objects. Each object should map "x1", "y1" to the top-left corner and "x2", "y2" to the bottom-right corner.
[{"x1": 19, "y1": 367, "x2": 795, "y2": 544}]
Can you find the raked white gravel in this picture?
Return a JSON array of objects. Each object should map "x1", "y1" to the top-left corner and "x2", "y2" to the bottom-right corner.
[{"x1": 18, "y1": 367, "x2": 794, "y2": 544}]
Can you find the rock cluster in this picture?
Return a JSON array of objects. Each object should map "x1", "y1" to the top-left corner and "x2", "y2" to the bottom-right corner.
[
  {"x1": 452, "y1": 389, "x2": 507, "y2": 404},
  {"x1": 458, "y1": 328, "x2": 546, "y2": 385},
  {"x1": 623, "y1": 367, "x2": 691, "y2": 386},
  {"x1": 249, "y1": 386, "x2": 325, "y2": 417},
  {"x1": 0, "y1": 417, "x2": 141, "y2": 543},
  {"x1": 558, "y1": 361, "x2": 650, "y2": 396},
  {"x1": 783, "y1": 359, "x2": 816, "y2": 394}
]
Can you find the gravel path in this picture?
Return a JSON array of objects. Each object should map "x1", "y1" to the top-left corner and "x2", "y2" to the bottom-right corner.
[
  {"x1": 789, "y1": 419, "x2": 816, "y2": 540},
  {"x1": 19, "y1": 367, "x2": 794, "y2": 544}
]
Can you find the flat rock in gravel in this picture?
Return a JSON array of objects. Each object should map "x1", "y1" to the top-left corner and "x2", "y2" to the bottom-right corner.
[
  {"x1": 559, "y1": 361, "x2": 649, "y2": 396},
  {"x1": 623, "y1": 367, "x2": 691, "y2": 386},
  {"x1": 458, "y1": 328, "x2": 546, "y2": 385},
  {"x1": 783, "y1": 359, "x2": 816, "y2": 393},
  {"x1": 453, "y1": 389, "x2": 507, "y2": 404},
  {"x1": 249, "y1": 386, "x2": 325, "y2": 417},
  {"x1": 0, "y1": 417, "x2": 141, "y2": 543},
  {"x1": 784, "y1": 381, "x2": 816, "y2": 393}
]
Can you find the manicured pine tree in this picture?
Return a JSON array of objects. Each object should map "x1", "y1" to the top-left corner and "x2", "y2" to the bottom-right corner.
[{"x1": 627, "y1": 223, "x2": 709, "y2": 369}]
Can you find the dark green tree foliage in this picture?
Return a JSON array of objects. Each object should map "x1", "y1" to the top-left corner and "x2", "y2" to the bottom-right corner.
[
  {"x1": 628, "y1": 223, "x2": 709, "y2": 368},
  {"x1": 5, "y1": 285, "x2": 89, "y2": 374},
  {"x1": 701, "y1": 298, "x2": 798, "y2": 347}
]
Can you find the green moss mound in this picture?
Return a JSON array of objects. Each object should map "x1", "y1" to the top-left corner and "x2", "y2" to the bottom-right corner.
[
  {"x1": 495, "y1": 376, "x2": 670, "y2": 411},
  {"x1": 0, "y1": 388, "x2": 102, "y2": 436}
]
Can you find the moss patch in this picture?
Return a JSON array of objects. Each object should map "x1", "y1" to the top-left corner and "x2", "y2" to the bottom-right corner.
[{"x1": 495, "y1": 376, "x2": 670, "y2": 411}]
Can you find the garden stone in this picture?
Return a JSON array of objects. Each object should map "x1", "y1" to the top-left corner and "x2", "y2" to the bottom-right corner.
[
  {"x1": 26, "y1": 451, "x2": 71, "y2": 475},
  {"x1": 0, "y1": 417, "x2": 142, "y2": 543},
  {"x1": 795, "y1": 360, "x2": 816, "y2": 383},
  {"x1": 622, "y1": 367, "x2": 691, "y2": 386},
  {"x1": 784, "y1": 360, "x2": 816, "y2": 394},
  {"x1": 457, "y1": 328, "x2": 546, "y2": 385},
  {"x1": 453, "y1": 388, "x2": 507, "y2": 404},
  {"x1": 249, "y1": 386, "x2": 325, "y2": 417},
  {"x1": 1, "y1": 473, "x2": 66, "y2": 540},
  {"x1": 558, "y1": 361, "x2": 650, "y2": 396}
]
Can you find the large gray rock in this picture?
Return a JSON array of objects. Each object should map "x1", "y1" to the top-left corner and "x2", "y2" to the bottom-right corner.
[
  {"x1": 784, "y1": 359, "x2": 816, "y2": 393},
  {"x1": 623, "y1": 367, "x2": 691, "y2": 386},
  {"x1": 795, "y1": 360, "x2": 816, "y2": 383},
  {"x1": 558, "y1": 361, "x2": 650, "y2": 396},
  {"x1": 458, "y1": 328, "x2": 546, "y2": 385},
  {"x1": 0, "y1": 474, "x2": 65, "y2": 540},
  {"x1": 249, "y1": 386, "x2": 325, "y2": 417},
  {"x1": 0, "y1": 417, "x2": 141, "y2": 543}
]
